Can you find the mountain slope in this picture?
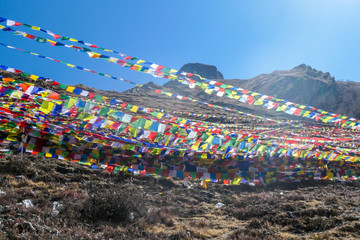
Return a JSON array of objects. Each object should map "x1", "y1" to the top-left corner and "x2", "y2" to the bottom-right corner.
[
  {"x1": 162, "y1": 63, "x2": 360, "y2": 119},
  {"x1": 222, "y1": 64, "x2": 360, "y2": 118}
]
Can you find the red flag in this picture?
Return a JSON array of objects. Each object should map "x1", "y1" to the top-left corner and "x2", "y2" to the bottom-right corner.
[
  {"x1": 148, "y1": 132, "x2": 157, "y2": 142},
  {"x1": 157, "y1": 65, "x2": 165, "y2": 71},
  {"x1": 53, "y1": 34, "x2": 61, "y2": 39},
  {"x1": 294, "y1": 108, "x2": 302, "y2": 116},
  {"x1": 117, "y1": 60, "x2": 126, "y2": 66},
  {"x1": 88, "y1": 92, "x2": 96, "y2": 99},
  {"x1": 121, "y1": 103, "x2": 128, "y2": 109},
  {"x1": 71, "y1": 45, "x2": 82, "y2": 50},
  {"x1": 25, "y1": 34, "x2": 36, "y2": 40}
]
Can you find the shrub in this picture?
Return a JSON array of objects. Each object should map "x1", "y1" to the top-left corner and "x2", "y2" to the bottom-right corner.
[
  {"x1": 325, "y1": 196, "x2": 339, "y2": 205},
  {"x1": 80, "y1": 187, "x2": 146, "y2": 224}
]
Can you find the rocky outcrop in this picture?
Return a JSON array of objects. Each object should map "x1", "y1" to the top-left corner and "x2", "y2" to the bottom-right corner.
[{"x1": 179, "y1": 63, "x2": 224, "y2": 79}]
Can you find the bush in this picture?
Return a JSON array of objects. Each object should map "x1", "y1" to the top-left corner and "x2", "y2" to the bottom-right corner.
[
  {"x1": 325, "y1": 196, "x2": 339, "y2": 205},
  {"x1": 80, "y1": 187, "x2": 146, "y2": 224},
  {"x1": 1, "y1": 156, "x2": 33, "y2": 176}
]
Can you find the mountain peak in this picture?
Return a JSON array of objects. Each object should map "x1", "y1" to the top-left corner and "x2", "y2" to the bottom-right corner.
[
  {"x1": 292, "y1": 63, "x2": 308, "y2": 70},
  {"x1": 292, "y1": 64, "x2": 335, "y2": 83},
  {"x1": 180, "y1": 63, "x2": 224, "y2": 79}
]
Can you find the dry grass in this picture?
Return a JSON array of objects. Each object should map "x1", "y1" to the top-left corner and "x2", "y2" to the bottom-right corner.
[{"x1": 1, "y1": 155, "x2": 360, "y2": 239}]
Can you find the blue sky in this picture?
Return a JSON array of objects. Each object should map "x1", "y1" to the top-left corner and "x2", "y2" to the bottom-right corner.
[{"x1": 1, "y1": 0, "x2": 360, "y2": 92}]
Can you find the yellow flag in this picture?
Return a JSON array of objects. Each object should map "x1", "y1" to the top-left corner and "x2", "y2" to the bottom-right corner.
[
  {"x1": 31, "y1": 26, "x2": 41, "y2": 31},
  {"x1": 39, "y1": 101, "x2": 55, "y2": 114},
  {"x1": 30, "y1": 75, "x2": 39, "y2": 81},
  {"x1": 6, "y1": 134, "x2": 18, "y2": 142},
  {"x1": 169, "y1": 75, "x2": 178, "y2": 80},
  {"x1": 108, "y1": 57, "x2": 118, "y2": 63},
  {"x1": 205, "y1": 88, "x2": 213, "y2": 94},
  {"x1": 322, "y1": 116, "x2": 333, "y2": 123},
  {"x1": 254, "y1": 98, "x2": 264, "y2": 106},
  {"x1": 180, "y1": 119, "x2": 187, "y2": 124},
  {"x1": 327, "y1": 171, "x2": 334, "y2": 179},
  {"x1": 190, "y1": 141, "x2": 201, "y2": 150},
  {"x1": 47, "y1": 39, "x2": 56, "y2": 45},
  {"x1": 303, "y1": 111, "x2": 311, "y2": 117},
  {"x1": 144, "y1": 120, "x2": 153, "y2": 129},
  {"x1": 103, "y1": 120, "x2": 114, "y2": 128},
  {"x1": 130, "y1": 105, "x2": 139, "y2": 113},
  {"x1": 41, "y1": 91, "x2": 50, "y2": 98},
  {"x1": 233, "y1": 177, "x2": 241, "y2": 185},
  {"x1": 67, "y1": 98, "x2": 77, "y2": 108},
  {"x1": 11, "y1": 91, "x2": 23, "y2": 99},
  {"x1": 234, "y1": 95, "x2": 241, "y2": 100},
  {"x1": 66, "y1": 86, "x2": 75, "y2": 93},
  {"x1": 201, "y1": 83, "x2": 208, "y2": 89}
]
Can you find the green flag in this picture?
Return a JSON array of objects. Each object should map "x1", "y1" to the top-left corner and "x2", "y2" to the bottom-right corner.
[{"x1": 35, "y1": 37, "x2": 47, "y2": 43}]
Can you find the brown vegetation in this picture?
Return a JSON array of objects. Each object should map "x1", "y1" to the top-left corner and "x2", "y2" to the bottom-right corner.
[{"x1": 1, "y1": 155, "x2": 360, "y2": 239}]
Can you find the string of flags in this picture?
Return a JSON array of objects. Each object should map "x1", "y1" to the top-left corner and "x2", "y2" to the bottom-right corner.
[
  {"x1": 1, "y1": 16, "x2": 360, "y2": 185},
  {"x1": 0, "y1": 71, "x2": 359, "y2": 186},
  {"x1": 0, "y1": 63, "x2": 280, "y2": 127},
  {"x1": 0, "y1": 40, "x2": 358, "y2": 129},
  {"x1": 1, "y1": 16, "x2": 359, "y2": 127}
]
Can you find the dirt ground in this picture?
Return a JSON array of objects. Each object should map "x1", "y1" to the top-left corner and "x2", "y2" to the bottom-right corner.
[{"x1": 1, "y1": 155, "x2": 360, "y2": 240}]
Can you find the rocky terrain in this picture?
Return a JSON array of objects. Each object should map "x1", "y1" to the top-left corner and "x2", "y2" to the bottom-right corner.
[{"x1": 1, "y1": 155, "x2": 360, "y2": 239}]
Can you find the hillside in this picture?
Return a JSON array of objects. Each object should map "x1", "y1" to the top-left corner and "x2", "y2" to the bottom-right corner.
[{"x1": 2, "y1": 155, "x2": 360, "y2": 239}]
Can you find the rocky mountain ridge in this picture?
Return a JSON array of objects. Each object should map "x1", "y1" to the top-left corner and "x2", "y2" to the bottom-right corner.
[{"x1": 161, "y1": 63, "x2": 360, "y2": 119}]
